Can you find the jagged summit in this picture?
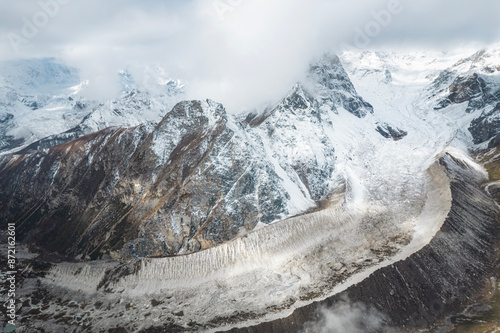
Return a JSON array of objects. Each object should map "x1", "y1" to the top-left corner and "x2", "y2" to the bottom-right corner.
[
  {"x1": 151, "y1": 99, "x2": 228, "y2": 166},
  {"x1": 452, "y1": 46, "x2": 500, "y2": 74},
  {"x1": 245, "y1": 53, "x2": 373, "y2": 127},
  {"x1": 158, "y1": 99, "x2": 227, "y2": 128},
  {"x1": 306, "y1": 53, "x2": 373, "y2": 118}
]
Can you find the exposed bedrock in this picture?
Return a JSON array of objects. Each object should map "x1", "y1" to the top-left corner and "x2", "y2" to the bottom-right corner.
[{"x1": 226, "y1": 152, "x2": 500, "y2": 333}]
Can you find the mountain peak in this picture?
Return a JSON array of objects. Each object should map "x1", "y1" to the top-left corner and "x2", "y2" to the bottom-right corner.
[
  {"x1": 163, "y1": 99, "x2": 227, "y2": 125},
  {"x1": 305, "y1": 52, "x2": 373, "y2": 118}
]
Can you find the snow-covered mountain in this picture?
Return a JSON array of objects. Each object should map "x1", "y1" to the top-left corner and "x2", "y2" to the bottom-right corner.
[
  {"x1": 0, "y1": 58, "x2": 88, "y2": 153},
  {"x1": 4, "y1": 47, "x2": 500, "y2": 260},
  {"x1": 0, "y1": 58, "x2": 185, "y2": 155},
  {"x1": 428, "y1": 47, "x2": 500, "y2": 146},
  {"x1": 340, "y1": 46, "x2": 500, "y2": 150},
  {"x1": 0, "y1": 53, "x2": 399, "y2": 260},
  {"x1": 2, "y1": 46, "x2": 500, "y2": 332}
]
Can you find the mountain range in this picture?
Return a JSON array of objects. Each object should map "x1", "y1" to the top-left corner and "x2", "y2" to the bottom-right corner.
[{"x1": 1, "y1": 45, "x2": 500, "y2": 332}]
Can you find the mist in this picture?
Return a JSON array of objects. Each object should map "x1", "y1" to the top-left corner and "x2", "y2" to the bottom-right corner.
[
  {"x1": 301, "y1": 299, "x2": 387, "y2": 333},
  {"x1": 1, "y1": 0, "x2": 499, "y2": 112}
]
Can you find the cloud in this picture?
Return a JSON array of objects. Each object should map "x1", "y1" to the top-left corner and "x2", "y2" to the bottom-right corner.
[
  {"x1": 301, "y1": 299, "x2": 387, "y2": 333},
  {"x1": 0, "y1": 0, "x2": 499, "y2": 112}
]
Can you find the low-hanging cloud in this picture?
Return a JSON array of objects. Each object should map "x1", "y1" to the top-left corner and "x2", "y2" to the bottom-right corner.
[
  {"x1": 301, "y1": 299, "x2": 387, "y2": 333},
  {"x1": 0, "y1": 0, "x2": 499, "y2": 112}
]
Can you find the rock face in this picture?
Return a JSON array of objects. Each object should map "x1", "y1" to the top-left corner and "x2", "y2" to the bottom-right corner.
[
  {"x1": 470, "y1": 100, "x2": 500, "y2": 144},
  {"x1": 0, "y1": 54, "x2": 375, "y2": 260},
  {"x1": 376, "y1": 123, "x2": 408, "y2": 141},
  {"x1": 305, "y1": 54, "x2": 373, "y2": 118},
  {"x1": 430, "y1": 48, "x2": 500, "y2": 145},
  {"x1": 225, "y1": 152, "x2": 500, "y2": 333},
  {"x1": 436, "y1": 73, "x2": 489, "y2": 111}
]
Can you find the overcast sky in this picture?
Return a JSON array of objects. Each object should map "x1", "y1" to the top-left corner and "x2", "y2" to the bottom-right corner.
[{"x1": 1, "y1": 0, "x2": 499, "y2": 111}]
